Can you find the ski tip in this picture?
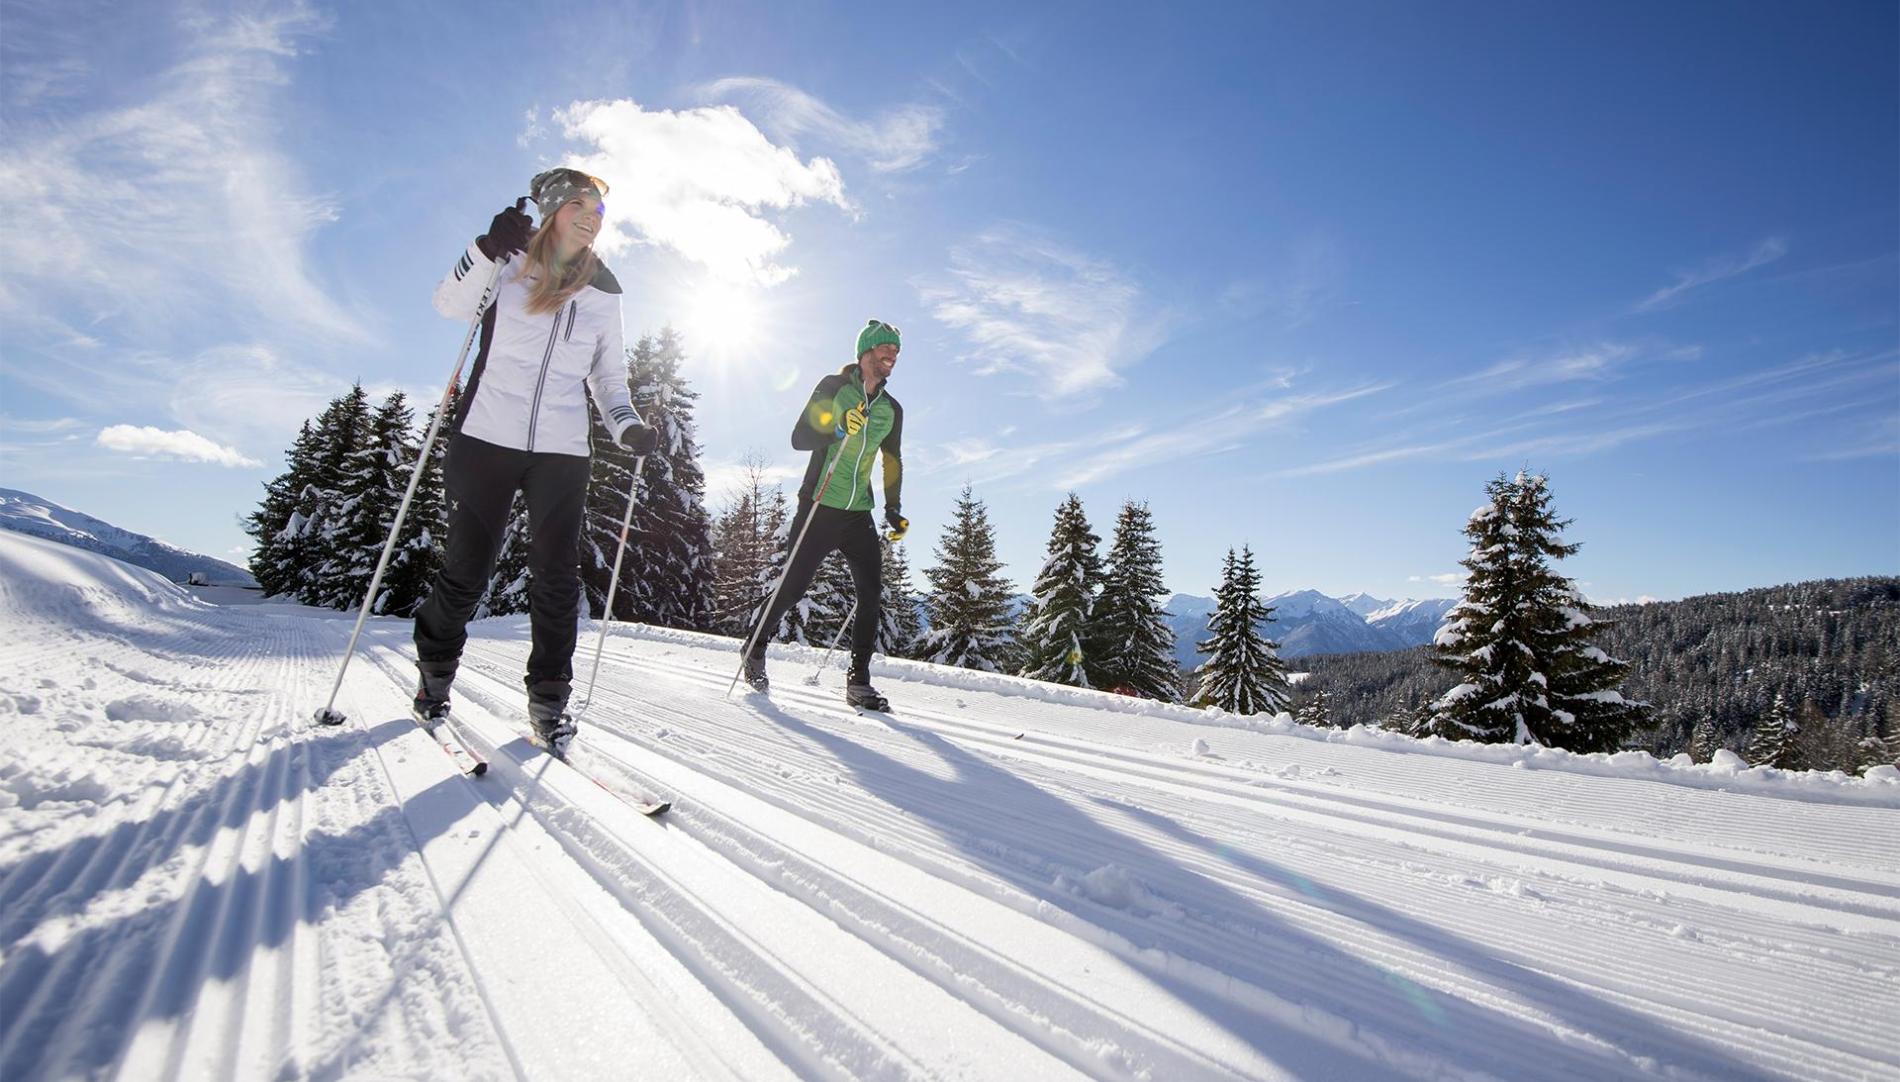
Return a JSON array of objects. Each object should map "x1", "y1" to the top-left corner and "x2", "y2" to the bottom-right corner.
[
  {"x1": 1013, "y1": 732, "x2": 1025, "y2": 740},
  {"x1": 641, "y1": 801, "x2": 671, "y2": 817}
]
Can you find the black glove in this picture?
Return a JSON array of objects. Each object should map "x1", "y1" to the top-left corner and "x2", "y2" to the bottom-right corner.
[
  {"x1": 885, "y1": 509, "x2": 908, "y2": 541},
  {"x1": 618, "y1": 422, "x2": 660, "y2": 455},
  {"x1": 476, "y1": 198, "x2": 532, "y2": 261}
]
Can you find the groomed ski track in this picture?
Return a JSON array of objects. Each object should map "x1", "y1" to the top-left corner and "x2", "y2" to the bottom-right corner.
[{"x1": 2, "y1": 532, "x2": 1897, "y2": 1081}]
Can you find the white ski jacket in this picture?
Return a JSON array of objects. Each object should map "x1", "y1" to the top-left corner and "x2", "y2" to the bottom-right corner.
[{"x1": 433, "y1": 241, "x2": 640, "y2": 457}]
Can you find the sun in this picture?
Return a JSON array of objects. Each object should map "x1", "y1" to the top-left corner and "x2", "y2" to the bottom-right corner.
[{"x1": 676, "y1": 277, "x2": 767, "y2": 371}]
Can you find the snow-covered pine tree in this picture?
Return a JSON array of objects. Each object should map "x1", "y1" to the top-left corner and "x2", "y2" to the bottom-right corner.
[
  {"x1": 1193, "y1": 545, "x2": 1290, "y2": 715},
  {"x1": 1429, "y1": 471, "x2": 1646, "y2": 751},
  {"x1": 477, "y1": 493, "x2": 533, "y2": 617},
  {"x1": 878, "y1": 539, "x2": 925, "y2": 659},
  {"x1": 1295, "y1": 687, "x2": 1333, "y2": 728},
  {"x1": 1688, "y1": 715, "x2": 1722, "y2": 763},
  {"x1": 1091, "y1": 500, "x2": 1180, "y2": 701},
  {"x1": 583, "y1": 329, "x2": 715, "y2": 629},
  {"x1": 803, "y1": 552, "x2": 860, "y2": 650},
  {"x1": 1745, "y1": 691, "x2": 1801, "y2": 769},
  {"x1": 709, "y1": 455, "x2": 786, "y2": 637},
  {"x1": 316, "y1": 392, "x2": 419, "y2": 612},
  {"x1": 376, "y1": 392, "x2": 454, "y2": 616},
  {"x1": 921, "y1": 485, "x2": 1018, "y2": 671},
  {"x1": 246, "y1": 419, "x2": 319, "y2": 597},
  {"x1": 289, "y1": 384, "x2": 371, "y2": 606},
  {"x1": 1018, "y1": 493, "x2": 1103, "y2": 686}
]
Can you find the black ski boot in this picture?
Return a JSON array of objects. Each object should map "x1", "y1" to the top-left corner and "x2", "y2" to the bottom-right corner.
[
  {"x1": 413, "y1": 659, "x2": 457, "y2": 727},
  {"x1": 845, "y1": 655, "x2": 888, "y2": 712},
  {"x1": 741, "y1": 651, "x2": 770, "y2": 693},
  {"x1": 527, "y1": 679, "x2": 577, "y2": 755}
]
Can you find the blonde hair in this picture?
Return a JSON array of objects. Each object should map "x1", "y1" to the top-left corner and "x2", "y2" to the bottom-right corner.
[{"x1": 519, "y1": 214, "x2": 600, "y2": 316}]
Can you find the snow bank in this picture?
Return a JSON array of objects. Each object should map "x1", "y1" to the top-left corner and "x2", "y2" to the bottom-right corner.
[
  {"x1": 0, "y1": 529, "x2": 205, "y2": 622},
  {"x1": 614, "y1": 621, "x2": 1900, "y2": 808}
]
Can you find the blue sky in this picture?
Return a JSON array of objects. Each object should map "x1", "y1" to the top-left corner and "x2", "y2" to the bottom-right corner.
[{"x1": 3, "y1": 0, "x2": 1895, "y2": 603}]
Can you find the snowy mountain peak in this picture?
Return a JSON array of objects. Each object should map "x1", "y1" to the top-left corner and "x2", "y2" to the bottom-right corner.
[
  {"x1": 0, "y1": 487, "x2": 255, "y2": 587},
  {"x1": 1338, "y1": 592, "x2": 1396, "y2": 617}
]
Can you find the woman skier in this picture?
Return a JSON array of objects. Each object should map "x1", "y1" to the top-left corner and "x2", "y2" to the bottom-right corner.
[{"x1": 410, "y1": 168, "x2": 658, "y2": 752}]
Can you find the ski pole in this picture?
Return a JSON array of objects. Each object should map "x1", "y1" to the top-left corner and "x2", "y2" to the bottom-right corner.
[
  {"x1": 726, "y1": 445, "x2": 851, "y2": 697},
  {"x1": 804, "y1": 530, "x2": 896, "y2": 685},
  {"x1": 572, "y1": 388, "x2": 669, "y2": 722},
  {"x1": 313, "y1": 248, "x2": 512, "y2": 726},
  {"x1": 805, "y1": 601, "x2": 856, "y2": 686}
]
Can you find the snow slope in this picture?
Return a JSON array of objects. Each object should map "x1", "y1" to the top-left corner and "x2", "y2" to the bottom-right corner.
[
  {"x1": 2, "y1": 528, "x2": 1897, "y2": 1081},
  {"x1": 0, "y1": 487, "x2": 257, "y2": 587}
]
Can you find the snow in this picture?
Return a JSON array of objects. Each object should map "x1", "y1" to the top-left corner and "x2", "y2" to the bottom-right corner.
[{"x1": 3, "y1": 528, "x2": 1898, "y2": 1081}]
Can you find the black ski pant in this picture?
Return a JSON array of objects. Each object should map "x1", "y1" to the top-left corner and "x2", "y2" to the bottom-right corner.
[
  {"x1": 751, "y1": 504, "x2": 881, "y2": 671},
  {"x1": 413, "y1": 433, "x2": 591, "y2": 698}
]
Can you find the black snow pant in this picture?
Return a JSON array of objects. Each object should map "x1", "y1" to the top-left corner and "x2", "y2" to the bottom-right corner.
[
  {"x1": 413, "y1": 432, "x2": 592, "y2": 705},
  {"x1": 750, "y1": 503, "x2": 881, "y2": 673}
]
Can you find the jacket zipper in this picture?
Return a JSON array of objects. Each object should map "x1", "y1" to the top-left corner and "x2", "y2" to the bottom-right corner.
[
  {"x1": 836, "y1": 387, "x2": 882, "y2": 509},
  {"x1": 525, "y1": 302, "x2": 567, "y2": 451}
]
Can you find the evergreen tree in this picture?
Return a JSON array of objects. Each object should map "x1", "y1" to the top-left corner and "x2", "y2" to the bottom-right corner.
[
  {"x1": 1193, "y1": 545, "x2": 1290, "y2": 715},
  {"x1": 1745, "y1": 691, "x2": 1801, "y2": 769},
  {"x1": 289, "y1": 384, "x2": 371, "y2": 606},
  {"x1": 583, "y1": 329, "x2": 715, "y2": 629},
  {"x1": 879, "y1": 539, "x2": 925, "y2": 659},
  {"x1": 1018, "y1": 493, "x2": 1103, "y2": 686},
  {"x1": 377, "y1": 392, "x2": 454, "y2": 617},
  {"x1": 710, "y1": 456, "x2": 785, "y2": 637},
  {"x1": 804, "y1": 552, "x2": 860, "y2": 650},
  {"x1": 1688, "y1": 715, "x2": 1722, "y2": 763},
  {"x1": 1092, "y1": 500, "x2": 1180, "y2": 701},
  {"x1": 317, "y1": 392, "x2": 423, "y2": 613},
  {"x1": 478, "y1": 493, "x2": 533, "y2": 617},
  {"x1": 1295, "y1": 687, "x2": 1334, "y2": 728},
  {"x1": 246, "y1": 419, "x2": 319, "y2": 597},
  {"x1": 1429, "y1": 472, "x2": 1646, "y2": 751},
  {"x1": 922, "y1": 485, "x2": 1019, "y2": 671}
]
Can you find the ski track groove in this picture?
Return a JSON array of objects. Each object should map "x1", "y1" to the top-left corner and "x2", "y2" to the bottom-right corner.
[
  {"x1": 432, "y1": 650, "x2": 956, "y2": 1082},
  {"x1": 6, "y1": 573, "x2": 1897, "y2": 1082},
  {"x1": 468, "y1": 636, "x2": 1900, "y2": 1082}
]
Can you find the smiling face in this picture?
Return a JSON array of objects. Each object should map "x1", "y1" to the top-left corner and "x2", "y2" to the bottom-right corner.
[
  {"x1": 859, "y1": 341, "x2": 899, "y2": 387},
  {"x1": 551, "y1": 193, "x2": 604, "y2": 254}
]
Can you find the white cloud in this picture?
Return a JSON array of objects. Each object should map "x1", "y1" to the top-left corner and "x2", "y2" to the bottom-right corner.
[
  {"x1": 555, "y1": 98, "x2": 851, "y2": 286},
  {"x1": 1446, "y1": 343, "x2": 1639, "y2": 393},
  {"x1": 1637, "y1": 237, "x2": 1788, "y2": 313},
  {"x1": 97, "y1": 425, "x2": 260, "y2": 467},
  {"x1": 0, "y1": 3, "x2": 360, "y2": 344},
  {"x1": 920, "y1": 227, "x2": 1168, "y2": 398},
  {"x1": 695, "y1": 77, "x2": 945, "y2": 173},
  {"x1": 1410, "y1": 573, "x2": 1466, "y2": 588}
]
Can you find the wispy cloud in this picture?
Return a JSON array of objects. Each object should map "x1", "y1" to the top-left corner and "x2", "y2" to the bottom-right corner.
[
  {"x1": 97, "y1": 425, "x2": 260, "y2": 467},
  {"x1": 919, "y1": 226, "x2": 1169, "y2": 398},
  {"x1": 923, "y1": 380, "x2": 1389, "y2": 489},
  {"x1": 1285, "y1": 349, "x2": 1898, "y2": 477},
  {"x1": 1443, "y1": 343, "x2": 1639, "y2": 393},
  {"x1": 0, "y1": 2, "x2": 360, "y2": 345},
  {"x1": 1636, "y1": 237, "x2": 1789, "y2": 313},
  {"x1": 694, "y1": 77, "x2": 945, "y2": 174},
  {"x1": 1410, "y1": 573, "x2": 1466, "y2": 588},
  {"x1": 556, "y1": 97, "x2": 852, "y2": 286}
]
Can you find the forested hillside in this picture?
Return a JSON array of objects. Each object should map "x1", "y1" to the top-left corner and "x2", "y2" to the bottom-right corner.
[{"x1": 1293, "y1": 577, "x2": 1900, "y2": 771}]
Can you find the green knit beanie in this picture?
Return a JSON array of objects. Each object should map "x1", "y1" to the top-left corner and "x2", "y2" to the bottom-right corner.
[{"x1": 855, "y1": 319, "x2": 901, "y2": 358}]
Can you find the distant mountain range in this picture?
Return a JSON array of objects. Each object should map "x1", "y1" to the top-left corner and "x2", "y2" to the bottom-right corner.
[
  {"x1": 0, "y1": 488, "x2": 256, "y2": 587},
  {"x1": 1163, "y1": 589, "x2": 1456, "y2": 668}
]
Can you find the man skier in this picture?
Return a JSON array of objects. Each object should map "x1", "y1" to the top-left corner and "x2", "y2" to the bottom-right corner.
[{"x1": 742, "y1": 319, "x2": 907, "y2": 709}]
